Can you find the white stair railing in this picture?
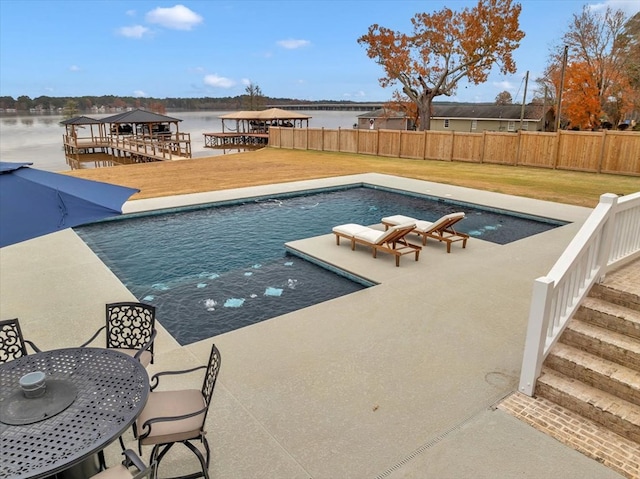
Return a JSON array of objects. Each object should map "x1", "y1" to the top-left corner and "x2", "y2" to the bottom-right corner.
[{"x1": 519, "y1": 191, "x2": 640, "y2": 396}]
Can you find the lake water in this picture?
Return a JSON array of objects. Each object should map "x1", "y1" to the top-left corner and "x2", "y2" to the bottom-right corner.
[{"x1": 0, "y1": 110, "x2": 360, "y2": 172}]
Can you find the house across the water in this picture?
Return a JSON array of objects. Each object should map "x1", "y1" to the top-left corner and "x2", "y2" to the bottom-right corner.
[{"x1": 357, "y1": 103, "x2": 555, "y2": 132}]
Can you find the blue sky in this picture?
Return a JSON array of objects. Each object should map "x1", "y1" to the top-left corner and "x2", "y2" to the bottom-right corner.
[{"x1": 1, "y1": 0, "x2": 638, "y2": 103}]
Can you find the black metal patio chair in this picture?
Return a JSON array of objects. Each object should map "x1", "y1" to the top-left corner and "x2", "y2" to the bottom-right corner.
[
  {"x1": 134, "y1": 344, "x2": 222, "y2": 479},
  {"x1": 91, "y1": 449, "x2": 153, "y2": 478},
  {"x1": 0, "y1": 318, "x2": 41, "y2": 364},
  {"x1": 81, "y1": 302, "x2": 157, "y2": 367}
]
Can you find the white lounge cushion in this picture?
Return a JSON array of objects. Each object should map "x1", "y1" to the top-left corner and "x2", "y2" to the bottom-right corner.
[
  {"x1": 382, "y1": 214, "x2": 415, "y2": 224},
  {"x1": 383, "y1": 212, "x2": 464, "y2": 233},
  {"x1": 332, "y1": 223, "x2": 371, "y2": 236},
  {"x1": 354, "y1": 222, "x2": 415, "y2": 245},
  {"x1": 354, "y1": 228, "x2": 387, "y2": 244}
]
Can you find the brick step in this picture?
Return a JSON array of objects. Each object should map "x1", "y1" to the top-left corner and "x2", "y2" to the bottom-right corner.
[
  {"x1": 545, "y1": 342, "x2": 640, "y2": 407},
  {"x1": 590, "y1": 282, "x2": 640, "y2": 312},
  {"x1": 575, "y1": 297, "x2": 640, "y2": 340},
  {"x1": 561, "y1": 319, "x2": 640, "y2": 371},
  {"x1": 536, "y1": 368, "x2": 640, "y2": 443}
]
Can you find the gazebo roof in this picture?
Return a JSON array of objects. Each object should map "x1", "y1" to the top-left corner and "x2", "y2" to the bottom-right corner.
[
  {"x1": 219, "y1": 108, "x2": 311, "y2": 120},
  {"x1": 100, "y1": 109, "x2": 182, "y2": 124},
  {"x1": 59, "y1": 116, "x2": 103, "y2": 125}
]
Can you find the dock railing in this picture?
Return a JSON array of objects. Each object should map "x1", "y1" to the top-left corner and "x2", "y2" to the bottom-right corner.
[{"x1": 518, "y1": 191, "x2": 640, "y2": 396}]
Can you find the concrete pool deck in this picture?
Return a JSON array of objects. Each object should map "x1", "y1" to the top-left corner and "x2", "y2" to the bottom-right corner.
[{"x1": 0, "y1": 173, "x2": 626, "y2": 478}]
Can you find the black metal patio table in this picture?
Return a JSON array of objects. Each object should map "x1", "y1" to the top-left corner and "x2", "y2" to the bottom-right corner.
[{"x1": 0, "y1": 347, "x2": 149, "y2": 478}]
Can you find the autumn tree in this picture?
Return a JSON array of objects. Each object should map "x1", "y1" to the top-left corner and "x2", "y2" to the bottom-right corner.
[
  {"x1": 543, "y1": 5, "x2": 636, "y2": 129},
  {"x1": 242, "y1": 82, "x2": 264, "y2": 110},
  {"x1": 377, "y1": 91, "x2": 419, "y2": 129},
  {"x1": 357, "y1": 0, "x2": 524, "y2": 130},
  {"x1": 149, "y1": 102, "x2": 166, "y2": 114},
  {"x1": 495, "y1": 90, "x2": 513, "y2": 105}
]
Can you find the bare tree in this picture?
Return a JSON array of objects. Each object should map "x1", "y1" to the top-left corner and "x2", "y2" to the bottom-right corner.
[
  {"x1": 543, "y1": 5, "x2": 635, "y2": 128},
  {"x1": 243, "y1": 82, "x2": 265, "y2": 111}
]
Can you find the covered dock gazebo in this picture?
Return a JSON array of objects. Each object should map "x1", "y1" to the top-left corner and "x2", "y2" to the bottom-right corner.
[
  {"x1": 204, "y1": 108, "x2": 311, "y2": 150},
  {"x1": 100, "y1": 109, "x2": 183, "y2": 138},
  {"x1": 218, "y1": 108, "x2": 311, "y2": 134}
]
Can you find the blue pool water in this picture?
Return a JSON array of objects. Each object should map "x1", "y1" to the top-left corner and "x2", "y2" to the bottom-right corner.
[{"x1": 75, "y1": 185, "x2": 567, "y2": 345}]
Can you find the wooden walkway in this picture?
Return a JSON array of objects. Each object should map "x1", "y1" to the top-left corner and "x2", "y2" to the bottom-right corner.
[{"x1": 63, "y1": 134, "x2": 192, "y2": 169}]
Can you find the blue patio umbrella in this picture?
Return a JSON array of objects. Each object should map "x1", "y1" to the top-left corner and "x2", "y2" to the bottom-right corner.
[{"x1": 0, "y1": 162, "x2": 139, "y2": 247}]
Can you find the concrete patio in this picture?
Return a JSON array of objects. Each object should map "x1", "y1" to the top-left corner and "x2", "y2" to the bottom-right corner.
[{"x1": 0, "y1": 174, "x2": 625, "y2": 478}]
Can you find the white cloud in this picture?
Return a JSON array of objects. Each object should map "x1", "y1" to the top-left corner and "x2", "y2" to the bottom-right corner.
[
  {"x1": 493, "y1": 80, "x2": 516, "y2": 91},
  {"x1": 241, "y1": 78, "x2": 251, "y2": 86},
  {"x1": 133, "y1": 90, "x2": 147, "y2": 97},
  {"x1": 125, "y1": 9, "x2": 136, "y2": 17},
  {"x1": 146, "y1": 5, "x2": 203, "y2": 30},
  {"x1": 343, "y1": 91, "x2": 366, "y2": 98},
  {"x1": 203, "y1": 74, "x2": 235, "y2": 88},
  {"x1": 117, "y1": 25, "x2": 150, "y2": 38},
  {"x1": 588, "y1": 0, "x2": 640, "y2": 15},
  {"x1": 69, "y1": 65, "x2": 80, "y2": 72},
  {"x1": 277, "y1": 39, "x2": 310, "y2": 49}
]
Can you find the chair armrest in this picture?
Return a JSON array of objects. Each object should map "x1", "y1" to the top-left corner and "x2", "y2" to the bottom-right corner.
[
  {"x1": 24, "y1": 339, "x2": 41, "y2": 354},
  {"x1": 138, "y1": 405, "x2": 207, "y2": 441},
  {"x1": 149, "y1": 364, "x2": 206, "y2": 391},
  {"x1": 133, "y1": 329, "x2": 157, "y2": 361},
  {"x1": 79, "y1": 326, "x2": 106, "y2": 347}
]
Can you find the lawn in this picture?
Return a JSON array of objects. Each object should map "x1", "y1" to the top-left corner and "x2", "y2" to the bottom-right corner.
[{"x1": 66, "y1": 147, "x2": 639, "y2": 208}]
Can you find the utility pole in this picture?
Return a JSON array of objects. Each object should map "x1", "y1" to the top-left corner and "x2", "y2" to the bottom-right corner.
[
  {"x1": 555, "y1": 45, "x2": 568, "y2": 132},
  {"x1": 519, "y1": 70, "x2": 529, "y2": 131}
]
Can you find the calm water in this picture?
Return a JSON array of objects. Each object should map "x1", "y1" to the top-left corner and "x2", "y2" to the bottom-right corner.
[
  {"x1": 0, "y1": 110, "x2": 359, "y2": 172},
  {"x1": 75, "y1": 186, "x2": 565, "y2": 345}
]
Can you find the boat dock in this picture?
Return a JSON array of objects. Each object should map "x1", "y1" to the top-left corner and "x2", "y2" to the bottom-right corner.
[
  {"x1": 203, "y1": 108, "x2": 311, "y2": 150},
  {"x1": 61, "y1": 110, "x2": 192, "y2": 169},
  {"x1": 63, "y1": 133, "x2": 192, "y2": 169}
]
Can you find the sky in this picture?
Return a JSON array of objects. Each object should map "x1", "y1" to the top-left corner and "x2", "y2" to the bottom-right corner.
[{"x1": 1, "y1": 0, "x2": 638, "y2": 104}]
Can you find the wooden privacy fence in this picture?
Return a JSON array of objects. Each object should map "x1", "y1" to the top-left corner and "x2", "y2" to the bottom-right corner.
[{"x1": 269, "y1": 127, "x2": 640, "y2": 176}]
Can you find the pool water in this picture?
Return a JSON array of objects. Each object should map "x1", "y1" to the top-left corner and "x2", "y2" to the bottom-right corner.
[{"x1": 75, "y1": 186, "x2": 566, "y2": 345}]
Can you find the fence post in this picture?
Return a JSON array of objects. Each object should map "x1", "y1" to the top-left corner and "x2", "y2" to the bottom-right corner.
[
  {"x1": 515, "y1": 130, "x2": 522, "y2": 166},
  {"x1": 422, "y1": 130, "x2": 428, "y2": 160},
  {"x1": 552, "y1": 130, "x2": 561, "y2": 169},
  {"x1": 519, "y1": 276, "x2": 555, "y2": 396},
  {"x1": 480, "y1": 131, "x2": 486, "y2": 163},
  {"x1": 597, "y1": 130, "x2": 607, "y2": 174},
  {"x1": 449, "y1": 131, "x2": 455, "y2": 161},
  {"x1": 398, "y1": 130, "x2": 402, "y2": 157}
]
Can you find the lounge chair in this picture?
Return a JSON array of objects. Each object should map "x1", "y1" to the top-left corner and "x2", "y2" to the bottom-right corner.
[
  {"x1": 381, "y1": 212, "x2": 469, "y2": 253},
  {"x1": 332, "y1": 222, "x2": 421, "y2": 266}
]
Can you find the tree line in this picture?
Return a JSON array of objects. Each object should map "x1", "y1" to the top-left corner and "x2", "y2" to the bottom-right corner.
[{"x1": 0, "y1": 94, "x2": 326, "y2": 113}]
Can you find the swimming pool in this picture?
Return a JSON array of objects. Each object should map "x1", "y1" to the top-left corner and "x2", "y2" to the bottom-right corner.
[{"x1": 75, "y1": 185, "x2": 567, "y2": 345}]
